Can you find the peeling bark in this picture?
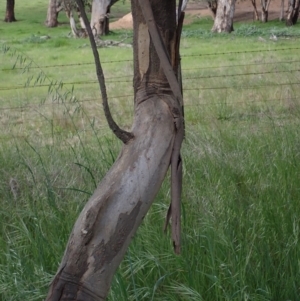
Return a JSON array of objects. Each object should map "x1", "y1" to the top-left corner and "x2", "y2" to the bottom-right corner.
[
  {"x1": 4, "y1": 0, "x2": 16, "y2": 22},
  {"x1": 212, "y1": 0, "x2": 236, "y2": 32},
  {"x1": 46, "y1": 0, "x2": 183, "y2": 300}
]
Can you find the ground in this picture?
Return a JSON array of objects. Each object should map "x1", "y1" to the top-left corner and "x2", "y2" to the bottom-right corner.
[{"x1": 110, "y1": 0, "x2": 284, "y2": 30}]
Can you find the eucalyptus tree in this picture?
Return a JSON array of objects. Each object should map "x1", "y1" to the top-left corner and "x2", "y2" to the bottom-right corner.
[
  {"x1": 260, "y1": 0, "x2": 271, "y2": 22},
  {"x1": 207, "y1": 0, "x2": 218, "y2": 18},
  {"x1": 250, "y1": 0, "x2": 259, "y2": 21},
  {"x1": 279, "y1": 0, "x2": 285, "y2": 21},
  {"x1": 90, "y1": 0, "x2": 119, "y2": 36},
  {"x1": 45, "y1": 0, "x2": 186, "y2": 300},
  {"x1": 286, "y1": 0, "x2": 300, "y2": 25},
  {"x1": 45, "y1": 0, "x2": 67, "y2": 27},
  {"x1": 4, "y1": 0, "x2": 16, "y2": 22},
  {"x1": 212, "y1": 0, "x2": 236, "y2": 32}
]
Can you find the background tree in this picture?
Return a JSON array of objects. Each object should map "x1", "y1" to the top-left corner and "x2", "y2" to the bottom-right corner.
[
  {"x1": 260, "y1": 0, "x2": 271, "y2": 22},
  {"x1": 45, "y1": 0, "x2": 185, "y2": 300},
  {"x1": 45, "y1": 0, "x2": 61, "y2": 27},
  {"x1": 250, "y1": 0, "x2": 259, "y2": 20},
  {"x1": 90, "y1": 0, "x2": 119, "y2": 36},
  {"x1": 286, "y1": 0, "x2": 300, "y2": 25},
  {"x1": 211, "y1": 0, "x2": 236, "y2": 32},
  {"x1": 279, "y1": 0, "x2": 285, "y2": 20},
  {"x1": 207, "y1": 0, "x2": 218, "y2": 18},
  {"x1": 4, "y1": 0, "x2": 16, "y2": 22}
]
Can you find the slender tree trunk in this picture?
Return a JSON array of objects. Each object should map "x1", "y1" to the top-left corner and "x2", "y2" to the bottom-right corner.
[
  {"x1": 45, "y1": 0, "x2": 58, "y2": 27},
  {"x1": 260, "y1": 0, "x2": 271, "y2": 22},
  {"x1": 250, "y1": 0, "x2": 259, "y2": 20},
  {"x1": 279, "y1": 0, "x2": 285, "y2": 20},
  {"x1": 4, "y1": 0, "x2": 16, "y2": 22},
  {"x1": 211, "y1": 0, "x2": 236, "y2": 32},
  {"x1": 45, "y1": 0, "x2": 182, "y2": 300},
  {"x1": 286, "y1": 0, "x2": 300, "y2": 25}
]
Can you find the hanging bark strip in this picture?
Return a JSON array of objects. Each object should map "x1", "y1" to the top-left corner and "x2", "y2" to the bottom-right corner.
[
  {"x1": 138, "y1": 0, "x2": 185, "y2": 254},
  {"x1": 76, "y1": 0, "x2": 133, "y2": 144}
]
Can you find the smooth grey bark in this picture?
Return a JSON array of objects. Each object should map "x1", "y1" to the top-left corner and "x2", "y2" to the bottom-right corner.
[
  {"x1": 211, "y1": 0, "x2": 236, "y2": 32},
  {"x1": 45, "y1": 0, "x2": 183, "y2": 299},
  {"x1": 90, "y1": 0, "x2": 119, "y2": 36}
]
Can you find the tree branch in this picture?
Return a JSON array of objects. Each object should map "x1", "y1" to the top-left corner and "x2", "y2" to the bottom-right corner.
[{"x1": 75, "y1": 0, "x2": 134, "y2": 144}]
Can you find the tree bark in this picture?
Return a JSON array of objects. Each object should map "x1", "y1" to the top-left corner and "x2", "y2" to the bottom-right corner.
[
  {"x1": 90, "y1": 0, "x2": 119, "y2": 36},
  {"x1": 260, "y1": 0, "x2": 271, "y2": 22},
  {"x1": 211, "y1": 0, "x2": 236, "y2": 32},
  {"x1": 45, "y1": 0, "x2": 58, "y2": 27},
  {"x1": 250, "y1": 0, "x2": 260, "y2": 20},
  {"x1": 286, "y1": 0, "x2": 300, "y2": 25},
  {"x1": 207, "y1": 0, "x2": 218, "y2": 18},
  {"x1": 45, "y1": 0, "x2": 182, "y2": 300},
  {"x1": 4, "y1": 0, "x2": 16, "y2": 22},
  {"x1": 279, "y1": 0, "x2": 285, "y2": 20}
]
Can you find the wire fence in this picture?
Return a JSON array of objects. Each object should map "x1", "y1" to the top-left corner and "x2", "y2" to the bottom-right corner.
[{"x1": 1, "y1": 45, "x2": 300, "y2": 144}]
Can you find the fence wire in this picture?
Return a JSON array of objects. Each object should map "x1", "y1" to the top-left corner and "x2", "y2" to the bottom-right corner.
[{"x1": 1, "y1": 47, "x2": 300, "y2": 143}]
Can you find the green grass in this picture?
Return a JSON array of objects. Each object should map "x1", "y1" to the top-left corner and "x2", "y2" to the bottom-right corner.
[{"x1": 1, "y1": 0, "x2": 300, "y2": 300}]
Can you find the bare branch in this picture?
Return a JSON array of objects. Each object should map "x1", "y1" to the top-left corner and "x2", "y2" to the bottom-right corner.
[{"x1": 75, "y1": 0, "x2": 134, "y2": 144}]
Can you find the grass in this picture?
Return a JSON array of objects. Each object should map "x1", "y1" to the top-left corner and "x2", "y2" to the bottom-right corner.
[{"x1": 1, "y1": 1, "x2": 300, "y2": 300}]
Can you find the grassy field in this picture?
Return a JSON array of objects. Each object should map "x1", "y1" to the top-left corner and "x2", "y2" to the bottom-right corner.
[{"x1": 1, "y1": 1, "x2": 300, "y2": 301}]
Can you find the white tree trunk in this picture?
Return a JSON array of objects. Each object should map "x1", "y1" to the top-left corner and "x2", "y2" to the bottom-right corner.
[
  {"x1": 211, "y1": 0, "x2": 236, "y2": 32},
  {"x1": 69, "y1": 11, "x2": 79, "y2": 37}
]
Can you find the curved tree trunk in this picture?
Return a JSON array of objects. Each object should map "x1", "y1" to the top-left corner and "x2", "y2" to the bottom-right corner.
[
  {"x1": 45, "y1": 0, "x2": 58, "y2": 27},
  {"x1": 4, "y1": 0, "x2": 16, "y2": 22},
  {"x1": 211, "y1": 0, "x2": 236, "y2": 32},
  {"x1": 286, "y1": 0, "x2": 300, "y2": 25},
  {"x1": 90, "y1": 0, "x2": 119, "y2": 36},
  {"x1": 45, "y1": 0, "x2": 183, "y2": 300}
]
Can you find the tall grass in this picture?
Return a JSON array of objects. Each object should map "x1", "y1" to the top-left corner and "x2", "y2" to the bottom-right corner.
[{"x1": 1, "y1": 1, "x2": 300, "y2": 300}]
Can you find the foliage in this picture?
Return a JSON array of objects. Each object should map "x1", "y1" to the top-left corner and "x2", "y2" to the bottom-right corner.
[{"x1": 1, "y1": 1, "x2": 300, "y2": 300}]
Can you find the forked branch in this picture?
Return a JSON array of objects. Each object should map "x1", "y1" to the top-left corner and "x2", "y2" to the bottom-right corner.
[{"x1": 75, "y1": 0, "x2": 133, "y2": 144}]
